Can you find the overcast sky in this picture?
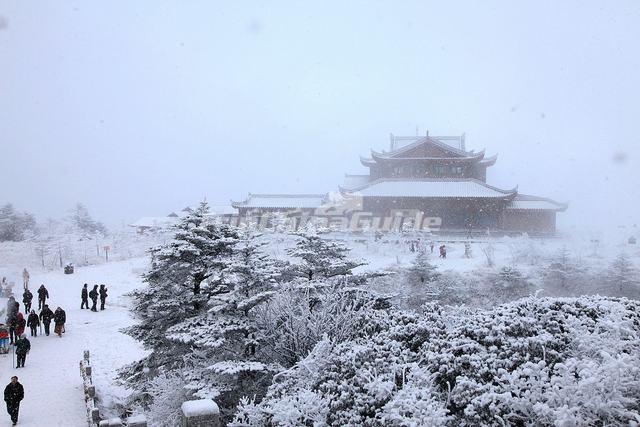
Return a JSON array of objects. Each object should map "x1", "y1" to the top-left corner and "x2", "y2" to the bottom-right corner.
[{"x1": 1, "y1": 1, "x2": 639, "y2": 232}]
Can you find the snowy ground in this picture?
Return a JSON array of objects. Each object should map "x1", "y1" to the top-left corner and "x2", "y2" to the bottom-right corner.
[{"x1": 0, "y1": 258, "x2": 148, "y2": 426}]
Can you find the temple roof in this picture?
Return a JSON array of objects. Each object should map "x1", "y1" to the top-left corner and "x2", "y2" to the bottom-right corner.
[
  {"x1": 232, "y1": 193, "x2": 328, "y2": 209},
  {"x1": 341, "y1": 178, "x2": 517, "y2": 199},
  {"x1": 360, "y1": 135, "x2": 495, "y2": 167},
  {"x1": 507, "y1": 194, "x2": 567, "y2": 211}
]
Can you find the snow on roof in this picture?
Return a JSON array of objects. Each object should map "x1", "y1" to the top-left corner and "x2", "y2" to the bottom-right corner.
[
  {"x1": 129, "y1": 217, "x2": 178, "y2": 228},
  {"x1": 206, "y1": 205, "x2": 237, "y2": 216},
  {"x1": 507, "y1": 194, "x2": 567, "y2": 211},
  {"x1": 346, "y1": 179, "x2": 515, "y2": 199},
  {"x1": 341, "y1": 174, "x2": 370, "y2": 191},
  {"x1": 232, "y1": 194, "x2": 327, "y2": 209},
  {"x1": 181, "y1": 399, "x2": 220, "y2": 416}
]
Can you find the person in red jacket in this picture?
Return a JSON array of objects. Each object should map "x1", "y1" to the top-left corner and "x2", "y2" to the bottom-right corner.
[{"x1": 15, "y1": 306, "x2": 25, "y2": 339}]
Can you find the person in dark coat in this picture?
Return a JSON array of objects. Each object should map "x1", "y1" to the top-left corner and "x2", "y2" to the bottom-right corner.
[
  {"x1": 81, "y1": 284, "x2": 89, "y2": 309},
  {"x1": 5, "y1": 297, "x2": 16, "y2": 323},
  {"x1": 4, "y1": 376, "x2": 24, "y2": 425},
  {"x1": 99, "y1": 285, "x2": 108, "y2": 310},
  {"x1": 53, "y1": 307, "x2": 66, "y2": 337},
  {"x1": 6, "y1": 310, "x2": 18, "y2": 346},
  {"x1": 14, "y1": 335, "x2": 30, "y2": 368},
  {"x1": 39, "y1": 305, "x2": 54, "y2": 336},
  {"x1": 89, "y1": 285, "x2": 98, "y2": 312},
  {"x1": 37, "y1": 284, "x2": 49, "y2": 310},
  {"x1": 22, "y1": 289, "x2": 33, "y2": 313},
  {"x1": 26, "y1": 310, "x2": 39, "y2": 337}
]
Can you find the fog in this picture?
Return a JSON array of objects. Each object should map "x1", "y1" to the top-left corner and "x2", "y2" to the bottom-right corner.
[{"x1": 1, "y1": 0, "x2": 639, "y2": 232}]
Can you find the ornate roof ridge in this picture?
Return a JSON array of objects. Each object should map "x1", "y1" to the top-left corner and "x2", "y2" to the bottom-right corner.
[{"x1": 370, "y1": 148, "x2": 486, "y2": 161}]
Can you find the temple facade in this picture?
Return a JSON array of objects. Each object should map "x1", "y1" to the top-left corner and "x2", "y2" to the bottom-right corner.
[{"x1": 232, "y1": 132, "x2": 566, "y2": 235}]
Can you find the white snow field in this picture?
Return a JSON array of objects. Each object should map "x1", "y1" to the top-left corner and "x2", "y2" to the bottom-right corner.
[{"x1": 0, "y1": 258, "x2": 148, "y2": 426}]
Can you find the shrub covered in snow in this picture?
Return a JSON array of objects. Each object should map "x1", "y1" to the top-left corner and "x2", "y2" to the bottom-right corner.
[{"x1": 235, "y1": 296, "x2": 640, "y2": 426}]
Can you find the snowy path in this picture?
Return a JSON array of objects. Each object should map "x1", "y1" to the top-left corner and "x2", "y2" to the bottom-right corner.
[{"x1": 0, "y1": 258, "x2": 148, "y2": 427}]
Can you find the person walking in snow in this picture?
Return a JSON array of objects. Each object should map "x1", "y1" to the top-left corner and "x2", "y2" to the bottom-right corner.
[
  {"x1": 22, "y1": 289, "x2": 33, "y2": 313},
  {"x1": 439, "y1": 244, "x2": 447, "y2": 259},
  {"x1": 53, "y1": 307, "x2": 66, "y2": 337},
  {"x1": 99, "y1": 285, "x2": 108, "y2": 311},
  {"x1": 5, "y1": 297, "x2": 16, "y2": 323},
  {"x1": 15, "y1": 306, "x2": 25, "y2": 339},
  {"x1": 4, "y1": 376, "x2": 24, "y2": 425},
  {"x1": 26, "y1": 310, "x2": 39, "y2": 337},
  {"x1": 39, "y1": 305, "x2": 53, "y2": 336},
  {"x1": 37, "y1": 284, "x2": 49, "y2": 310},
  {"x1": 89, "y1": 285, "x2": 98, "y2": 312},
  {"x1": 14, "y1": 335, "x2": 30, "y2": 368},
  {"x1": 6, "y1": 310, "x2": 18, "y2": 346},
  {"x1": 22, "y1": 269, "x2": 29, "y2": 291},
  {"x1": 81, "y1": 283, "x2": 89, "y2": 309}
]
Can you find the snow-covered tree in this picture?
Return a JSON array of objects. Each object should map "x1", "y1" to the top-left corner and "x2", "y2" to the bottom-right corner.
[
  {"x1": 255, "y1": 285, "x2": 387, "y2": 367},
  {"x1": 67, "y1": 203, "x2": 107, "y2": 236},
  {"x1": 541, "y1": 247, "x2": 588, "y2": 296},
  {"x1": 488, "y1": 266, "x2": 537, "y2": 303},
  {"x1": 405, "y1": 250, "x2": 439, "y2": 285},
  {"x1": 160, "y1": 227, "x2": 285, "y2": 420},
  {"x1": 608, "y1": 253, "x2": 640, "y2": 297},
  {"x1": 120, "y1": 201, "x2": 240, "y2": 403},
  {"x1": 0, "y1": 203, "x2": 37, "y2": 242},
  {"x1": 286, "y1": 230, "x2": 365, "y2": 280}
]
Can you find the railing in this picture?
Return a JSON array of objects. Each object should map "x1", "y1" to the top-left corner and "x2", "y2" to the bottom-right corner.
[{"x1": 80, "y1": 350, "x2": 147, "y2": 427}]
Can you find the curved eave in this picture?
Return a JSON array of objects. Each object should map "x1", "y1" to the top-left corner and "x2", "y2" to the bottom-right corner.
[
  {"x1": 478, "y1": 154, "x2": 498, "y2": 167},
  {"x1": 360, "y1": 156, "x2": 376, "y2": 167},
  {"x1": 340, "y1": 178, "x2": 519, "y2": 200}
]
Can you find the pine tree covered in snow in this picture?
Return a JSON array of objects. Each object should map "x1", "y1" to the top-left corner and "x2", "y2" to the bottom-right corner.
[
  {"x1": 405, "y1": 249, "x2": 439, "y2": 285},
  {"x1": 163, "y1": 226, "x2": 285, "y2": 419},
  {"x1": 608, "y1": 253, "x2": 640, "y2": 297},
  {"x1": 0, "y1": 203, "x2": 37, "y2": 242},
  {"x1": 488, "y1": 266, "x2": 537, "y2": 303},
  {"x1": 120, "y1": 201, "x2": 240, "y2": 402},
  {"x1": 286, "y1": 229, "x2": 365, "y2": 280},
  {"x1": 541, "y1": 247, "x2": 588, "y2": 296}
]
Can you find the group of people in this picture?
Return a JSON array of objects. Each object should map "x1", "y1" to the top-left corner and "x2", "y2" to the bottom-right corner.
[
  {"x1": 1, "y1": 279, "x2": 65, "y2": 425},
  {"x1": 81, "y1": 284, "x2": 108, "y2": 311},
  {"x1": 1, "y1": 271, "x2": 113, "y2": 425},
  {"x1": 1, "y1": 284, "x2": 67, "y2": 365}
]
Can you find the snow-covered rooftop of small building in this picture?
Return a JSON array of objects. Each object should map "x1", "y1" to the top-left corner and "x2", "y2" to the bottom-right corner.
[
  {"x1": 232, "y1": 194, "x2": 328, "y2": 209},
  {"x1": 507, "y1": 194, "x2": 567, "y2": 211},
  {"x1": 129, "y1": 217, "x2": 179, "y2": 228},
  {"x1": 345, "y1": 179, "x2": 515, "y2": 198},
  {"x1": 341, "y1": 174, "x2": 371, "y2": 191},
  {"x1": 206, "y1": 205, "x2": 237, "y2": 216}
]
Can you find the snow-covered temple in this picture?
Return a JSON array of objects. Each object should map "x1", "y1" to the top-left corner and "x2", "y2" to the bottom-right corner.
[{"x1": 232, "y1": 133, "x2": 566, "y2": 234}]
